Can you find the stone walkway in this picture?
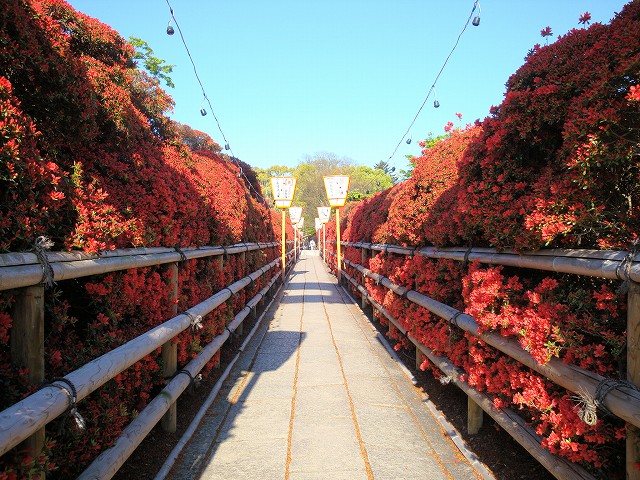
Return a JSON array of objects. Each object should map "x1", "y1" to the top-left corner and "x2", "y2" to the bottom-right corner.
[{"x1": 166, "y1": 251, "x2": 492, "y2": 480}]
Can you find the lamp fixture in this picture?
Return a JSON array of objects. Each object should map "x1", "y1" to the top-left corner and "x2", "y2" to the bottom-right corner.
[{"x1": 472, "y1": 1, "x2": 481, "y2": 26}]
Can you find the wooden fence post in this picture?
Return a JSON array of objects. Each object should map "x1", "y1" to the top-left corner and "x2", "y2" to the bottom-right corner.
[
  {"x1": 628, "y1": 280, "x2": 640, "y2": 479},
  {"x1": 215, "y1": 254, "x2": 225, "y2": 369},
  {"x1": 161, "y1": 263, "x2": 179, "y2": 433},
  {"x1": 360, "y1": 248, "x2": 369, "y2": 310},
  {"x1": 468, "y1": 397, "x2": 483, "y2": 434},
  {"x1": 11, "y1": 285, "x2": 45, "y2": 474}
]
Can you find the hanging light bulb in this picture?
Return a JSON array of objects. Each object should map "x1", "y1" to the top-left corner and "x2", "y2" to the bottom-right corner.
[
  {"x1": 199, "y1": 97, "x2": 207, "y2": 116},
  {"x1": 406, "y1": 132, "x2": 412, "y2": 144},
  {"x1": 225, "y1": 143, "x2": 230, "y2": 151},
  {"x1": 166, "y1": 20, "x2": 175, "y2": 35},
  {"x1": 434, "y1": 99, "x2": 440, "y2": 108},
  {"x1": 472, "y1": 1, "x2": 481, "y2": 26}
]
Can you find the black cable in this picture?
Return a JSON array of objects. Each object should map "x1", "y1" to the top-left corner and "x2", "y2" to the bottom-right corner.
[
  {"x1": 388, "y1": 0, "x2": 479, "y2": 163},
  {"x1": 164, "y1": 1, "x2": 270, "y2": 206}
]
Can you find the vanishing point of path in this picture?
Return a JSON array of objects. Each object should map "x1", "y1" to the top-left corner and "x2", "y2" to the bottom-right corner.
[{"x1": 167, "y1": 250, "x2": 493, "y2": 480}]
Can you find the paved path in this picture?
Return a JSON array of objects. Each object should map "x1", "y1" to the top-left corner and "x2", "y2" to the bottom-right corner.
[{"x1": 168, "y1": 251, "x2": 491, "y2": 480}]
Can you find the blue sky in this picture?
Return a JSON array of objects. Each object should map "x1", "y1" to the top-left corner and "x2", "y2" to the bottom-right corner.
[{"x1": 66, "y1": 0, "x2": 629, "y2": 172}]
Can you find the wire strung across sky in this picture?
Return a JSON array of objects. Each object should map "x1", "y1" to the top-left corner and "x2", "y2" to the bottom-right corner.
[
  {"x1": 164, "y1": 0, "x2": 479, "y2": 198},
  {"x1": 164, "y1": 0, "x2": 270, "y2": 206},
  {"x1": 387, "y1": 0, "x2": 481, "y2": 164}
]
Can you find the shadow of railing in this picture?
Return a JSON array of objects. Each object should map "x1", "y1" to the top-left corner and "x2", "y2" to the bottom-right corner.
[{"x1": 189, "y1": 329, "x2": 305, "y2": 477}]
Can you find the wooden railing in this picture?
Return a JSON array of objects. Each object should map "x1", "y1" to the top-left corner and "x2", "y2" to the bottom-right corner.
[
  {"x1": 0, "y1": 240, "x2": 297, "y2": 478},
  {"x1": 323, "y1": 240, "x2": 640, "y2": 480}
]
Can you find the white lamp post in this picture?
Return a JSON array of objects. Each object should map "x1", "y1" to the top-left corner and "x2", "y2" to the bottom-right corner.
[
  {"x1": 323, "y1": 175, "x2": 350, "y2": 281},
  {"x1": 317, "y1": 206, "x2": 331, "y2": 262},
  {"x1": 289, "y1": 207, "x2": 303, "y2": 261},
  {"x1": 271, "y1": 176, "x2": 297, "y2": 281}
]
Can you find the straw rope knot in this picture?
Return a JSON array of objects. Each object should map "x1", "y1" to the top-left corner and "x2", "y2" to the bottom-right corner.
[
  {"x1": 173, "y1": 245, "x2": 188, "y2": 266},
  {"x1": 616, "y1": 239, "x2": 638, "y2": 295},
  {"x1": 570, "y1": 387, "x2": 599, "y2": 426},
  {"x1": 33, "y1": 236, "x2": 55, "y2": 288},
  {"x1": 450, "y1": 311, "x2": 464, "y2": 328},
  {"x1": 40, "y1": 378, "x2": 86, "y2": 433},
  {"x1": 176, "y1": 369, "x2": 202, "y2": 393},
  {"x1": 462, "y1": 246, "x2": 473, "y2": 267},
  {"x1": 595, "y1": 378, "x2": 640, "y2": 417},
  {"x1": 222, "y1": 286, "x2": 237, "y2": 298},
  {"x1": 184, "y1": 312, "x2": 203, "y2": 333},
  {"x1": 572, "y1": 378, "x2": 640, "y2": 426}
]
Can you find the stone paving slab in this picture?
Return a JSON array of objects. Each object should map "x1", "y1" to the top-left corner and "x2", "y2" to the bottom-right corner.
[{"x1": 167, "y1": 251, "x2": 492, "y2": 480}]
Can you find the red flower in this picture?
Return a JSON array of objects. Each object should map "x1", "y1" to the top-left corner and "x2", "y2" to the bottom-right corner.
[
  {"x1": 628, "y1": 85, "x2": 640, "y2": 102},
  {"x1": 579, "y1": 12, "x2": 591, "y2": 25}
]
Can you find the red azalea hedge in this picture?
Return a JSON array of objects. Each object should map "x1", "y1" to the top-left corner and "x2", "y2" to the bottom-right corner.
[
  {"x1": 330, "y1": 2, "x2": 640, "y2": 476},
  {"x1": 0, "y1": 1, "x2": 287, "y2": 478}
]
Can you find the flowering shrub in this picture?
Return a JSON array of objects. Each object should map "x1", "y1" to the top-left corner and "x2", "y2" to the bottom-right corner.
[
  {"x1": 329, "y1": 2, "x2": 640, "y2": 475},
  {"x1": 372, "y1": 125, "x2": 482, "y2": 247},
  {"x1": 456, "y1": 3, "x2": 640, "y2": 251},
  {"x1": 0, "y1": 0, "x2": 282, "y2": 477}
]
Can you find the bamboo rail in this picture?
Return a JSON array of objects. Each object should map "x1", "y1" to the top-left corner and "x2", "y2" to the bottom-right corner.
[
  {"x1": 0, "y1": 242, "x2": 279, "y2": 291},
  {"x1": 341, "y1": 269, "x2": 596, "y2": 480},
  {"x1": 326, "y1": 237, "x2": 640, "y2": 479},
  {"x1": 340, "y1": 241, "x2": 640, "y2": 282},
  {"x1": 0, "y1": 250, "x2": 288, "y2": 457},
  {"x1": 78, "y1": 273, "x2": 281, "y2": 479},
  {"x1": 340, "y1": 256, "x2": 640, "y2": 429}
]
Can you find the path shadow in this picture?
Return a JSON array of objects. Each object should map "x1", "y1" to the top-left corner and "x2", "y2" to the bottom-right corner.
[{"x1": 188, "y1": 329, "x2": 305, "y2": 478}]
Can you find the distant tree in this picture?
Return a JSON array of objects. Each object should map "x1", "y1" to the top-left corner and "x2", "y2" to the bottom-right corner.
[
  {"x1": 373, "y1": 160, "x2": 398, "y2": 183},
  {"x1": 259, "y1": 153, "x2": 393, "y2": 237},
  {"x1": 397, "y1": 154, "x2": 417, "y2": 181},
  {"x1": 348, "y1": 165, "x2": 393, "y2": 199},
  {"x1": 254, "y1": 165, "x2": 294, "y2": 201},
  {"x1": 129, "y1": 36, "x2": 175, "y2": 88},
  {"x1": 174, "y1": 122, "x2": 221, "y2": 152}
]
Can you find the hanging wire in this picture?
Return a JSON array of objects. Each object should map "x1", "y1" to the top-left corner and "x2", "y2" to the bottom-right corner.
[
  {"x1": 387, "y1": 0, "x2": 480, "y2": 162},
  {"x1": 164, "y1": 0, "x2": 270, "y2": 205}
]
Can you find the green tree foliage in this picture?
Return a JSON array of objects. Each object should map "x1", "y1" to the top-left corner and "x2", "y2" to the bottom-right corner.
[
  {"x1": 254, "y1": 164, "x2": 294, "y2": 200},
  {"x1": 129, "y1": 36, "x2": 175, "y2": 88},
  {"x1": 373, "y1": 160, "x2": 398, "y2": 183},
  {"x1": 348, "y1": 165, "x2": 394, "y2": 201},
  {"x1": 258, "y1": 153, "x2": 393, "y2": 237}
]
